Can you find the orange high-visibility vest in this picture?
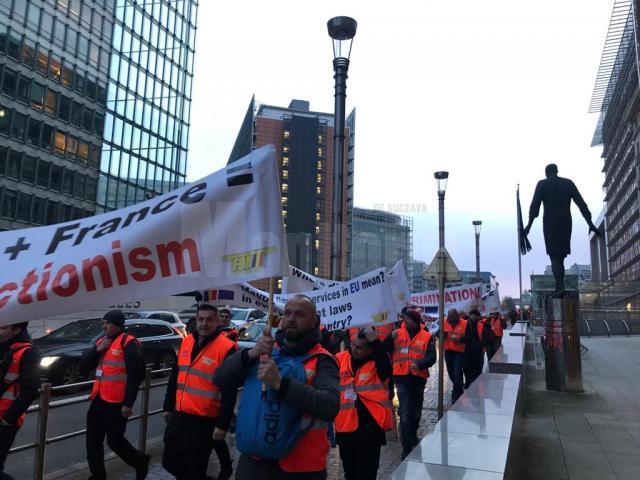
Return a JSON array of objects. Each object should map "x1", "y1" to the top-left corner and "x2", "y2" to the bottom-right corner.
[
  {"x1": 491, "y1": 316, "x2": 504, "y2": 338},
  {"x1": 221, "y1": 328, "x2": 238, "y2": 343},
  {"x1": 375, "y1": 323, "x2": 394, "y2": 342},
  {"x1": 443, "y1": 319, "x2": 467, "y2": 352},
  {"x1": 90, "y1": 333, "x2": 137, "y2": 403},
  {"x1": 279, "y1": 343, "x2": 335, "y2": 473},
  {"x1": 392, "y1": 327, "x2": 431, "y2": 379},
  {"x1": 175, "y1": 333, "x2": 235, "y2": 417},
  {"x1": 335, "y1": 351, "x2": 392, "y2": 433},
  {"x1": 348, "y1": 328, "x2": 359, "y2": 344},
  {"x1": 0, "y1": 342, "x2": 32, "y2": 427}
]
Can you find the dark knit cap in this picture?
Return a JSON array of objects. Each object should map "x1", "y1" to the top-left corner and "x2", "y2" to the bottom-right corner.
[{"x1": 103, "y1": 309, "x2": 125, "y2": 328}]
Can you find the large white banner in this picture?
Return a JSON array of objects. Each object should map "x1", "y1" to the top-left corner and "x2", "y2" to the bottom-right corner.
[
  {"x1": 276, "y1": 268, "x2": 396, "y2": 331},
  {"x1": 0, "y1": 146, "x2": 288, "y2": 324},
  {"x1": 410, "y1": 283, "x2": 484, "y2": 317},
  {"x1": 202, "y1": 268, "x2": 397, "y2": 331},
  {"x1": 281, "y1": 261, "x2": 410, "y2": 316}
]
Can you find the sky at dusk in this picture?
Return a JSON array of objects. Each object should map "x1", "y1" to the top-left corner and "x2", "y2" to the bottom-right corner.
[{"x1": 187, "y1": 0, "x2": 615, "y2": 298}]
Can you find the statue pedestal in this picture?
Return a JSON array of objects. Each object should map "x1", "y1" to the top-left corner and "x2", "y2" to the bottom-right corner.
[{"x1": 542, "y1": 293, "x2": 583, "y2": 392}]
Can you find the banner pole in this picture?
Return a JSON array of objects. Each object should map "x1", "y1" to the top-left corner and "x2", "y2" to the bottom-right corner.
[{"x1": 261, "y1": 277, "x2": 276, "y2": 399}]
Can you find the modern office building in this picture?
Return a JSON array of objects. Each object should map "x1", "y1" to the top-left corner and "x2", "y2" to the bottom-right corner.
[
  {"x1": 407, "y1": 259, "x2": 426, "y2": 293},
  {"x1": 590, "y1": 210, "x2": 609, "y2": 282},
  {"x1": 229, "y1": 97, "x2": 355, "y2": 280},
  {"x1": 0, "y1": 0, "x2": 197, "y2": 231},
  {"x1": 544, "y1": 263, "x2": 592, "y2": 282},
  {"x1": 590, "y1": 0, "x2": 640, "y2": 281},
  {"x1": 351, "y1": 207, "x2": 412, "y2": 278}
]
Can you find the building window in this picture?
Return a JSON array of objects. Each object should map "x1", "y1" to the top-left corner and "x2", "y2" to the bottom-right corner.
[
  {"x1": 314, "y1": 267, "x2": 319, "y2": 275},
  {"x1": 317, "y1": 148, "x2": 322, "y2": 156},
  {"x1": 282, "y1": 169, "x2": 288, "y2": 179},
  {"x1": 316, "y1": 212, "x2": 320, "y2": 221},
  {"x1": 315, "y1": 226, "x2": 320, "y2": 235},
  {"x1": 281, "y1": 196, "x2": 287, "y2": 205},
  {"x1": 282, "y1": 156, "x2": 288, "y2": 166},
  {"x1": 54, "y1": 131, "x2": 66, "y2": 155},
  {"x1": 282, "y1": 209, "x2": 287, "y2": 218},
  {"x1": 316, "y1": 186, "x2": 321, "y2": 194},
  {"x1": 283, "y1": 130, "x2": 289, "y2": 139},
  {"x1": 283, "y1": 145, "x2": 289, "y2": 153},
  {"x1": 317, "y1": 161, "x2": 322, "y2": 170},
  {"x1": 316, "y1": 173, "x2": 321, "y2": 183},
  {"x1": 30, "y1": 82, "x2": 46, "y2": 110},
  {"x1": 315, "y1": 240, "x2": 319, "y2": 249},
  {"x1": 1, "y1": 189, "x2": 17, "y2": 219},
  {"x1": 318, "y1": 135, "x2": 323, "y2": 143},
  {"x1": 281, "y1": 183, "x2": 288, "y2": 192}
]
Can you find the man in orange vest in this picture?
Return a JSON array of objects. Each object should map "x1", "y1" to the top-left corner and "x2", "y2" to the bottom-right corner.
[
  {"x1": 80, "y1": 310, "x2": 149, "y2": 480},
  {"x1": 214, "y1": 294, "x2": 339, "y2": 479},
  {"x1": 0, "y1": 322, "x2": 39, "y2": 479},
  {"x1": 443, "y1": 308, "x2": 467, "y2": 404},
  {"x1": 335, "y1": 326, "x2": 392, "y2": 480},
  {"x1": 383, "y1": 309, "x2": 435, "y2": 459},
  {"x1": 489, "y1": 311, "x2": 507, "y2": 357},
  {"x1": 162, "y1": 303, "x2": 237, "y2": 480},
  {"x1": 462, "y1": 309, "x2": 494, "y2": 389},
  {"x1": 218, "y1": 307, "x2": 238, "y2": 343}
]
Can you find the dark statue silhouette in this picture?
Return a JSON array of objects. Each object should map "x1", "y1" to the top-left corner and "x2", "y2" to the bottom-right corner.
[{"x1": 524, "y1": 164, "x2": 600, "y2": 298}]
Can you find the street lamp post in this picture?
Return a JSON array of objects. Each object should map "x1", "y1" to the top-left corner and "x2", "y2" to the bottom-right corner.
[
  {"x1": 328, "y1": 16, "x2": 357, "y2": 281},
  {"x1": 434, "y1": 171, "x2": 449, "y2": 419},
  {"x1": 473, "y1": 220, "x2": 482, "y2": 283}
]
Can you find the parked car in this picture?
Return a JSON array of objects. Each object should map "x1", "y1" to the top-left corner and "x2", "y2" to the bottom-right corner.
[
  {"x1": 230, "y1": 307, "x2": 267, "y2": 326},
  {"x1": 35, "y1": 318, "x2": 183, "y2": 387},
  {"x1": 237, "y1": 321, "x2": 277, "y2": 349},
  {"x1": 124, "y1": 310, "x2": 187, "y2": 336}
]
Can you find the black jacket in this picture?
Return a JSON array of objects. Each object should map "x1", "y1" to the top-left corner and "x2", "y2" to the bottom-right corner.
[
  {"x1": 163, "y1": 328, "x2": 238, "y2": 430},
  {"x1": 213, "y1": 326, "x2": 340, "y2": 423},
  {"x1": 80, "y1": 331, "x2": 143, "y2": 408},
  {"x1": 0, "y1": 329, "x2": 40, "y2": 425}
]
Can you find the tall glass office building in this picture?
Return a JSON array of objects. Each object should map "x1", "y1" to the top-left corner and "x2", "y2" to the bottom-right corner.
[{"x1": 0, "y1": 0, "x2": 197, "y2": 231}]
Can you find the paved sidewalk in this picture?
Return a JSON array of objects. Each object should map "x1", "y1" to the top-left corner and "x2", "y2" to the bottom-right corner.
[
  {"x1": 51, "y1": 367, "x2": 452, "y2": 480},
  {"x1": 506, "y1": 336, "x2": 640, "y2": 480}
]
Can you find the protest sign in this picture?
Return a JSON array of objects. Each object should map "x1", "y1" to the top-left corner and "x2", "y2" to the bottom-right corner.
[
  {"x1": 280, "y1": 265, "x2": 337, "y2": 293},
  {"x1": 388, "y1": 260, "x2": 411, "y2": 314},
  {"x1": 0, "y1": 146, "x2": 288, "y2": 324},
  {"x1": 410, "y1": 283, "x2": 483, "y2": 316}
]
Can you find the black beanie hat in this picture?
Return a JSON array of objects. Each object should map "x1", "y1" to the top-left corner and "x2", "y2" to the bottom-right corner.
[{"x1": 103, "y1": 309, "x2": 125, "y2": 328}]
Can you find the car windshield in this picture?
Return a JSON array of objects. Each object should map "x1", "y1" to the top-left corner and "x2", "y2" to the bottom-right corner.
[
  {"x1": 231, "y1": 309, "x2": 249, "y2": 320},
  {"x1": 123, "y1": 312, "x2": 143, "y2": 318},
  {"x1": 238, "y1": 322, "x2": 267, "y2": 342},
  {"x1": 46, "y1": 319, "x2": 103, "y2": 341}
]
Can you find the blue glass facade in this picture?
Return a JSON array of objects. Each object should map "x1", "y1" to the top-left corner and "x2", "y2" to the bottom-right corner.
[
  {"x1": 0, "y1": 0, "x2": 198, "y2": 230},
  {"x1": 97, "y1": 0, "x2": 197, "y2": 211}
]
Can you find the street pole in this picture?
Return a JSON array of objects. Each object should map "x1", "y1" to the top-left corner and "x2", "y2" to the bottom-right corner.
[
  {"x1": 330, "y1": 56, "x2": 348, "y2": 281},
  {"x1": 437, "y1": 192, "x2": 446, "y2": 420},
  {"x1": 475, "y1": 233, "x2": 480, "y2": 282},
  {"x1": 328, "y1": 17, "x2": 357, "y2": 281}
]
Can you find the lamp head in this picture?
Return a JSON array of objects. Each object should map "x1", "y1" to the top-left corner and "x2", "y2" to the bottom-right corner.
[
  {"x1": 328, "y1": 16, "x2": 357, "y2": 60},
  {"x1": 473, "y1": 220, "x2": 482, "y2": 235},
  {"x1": 434, "y1": 171, "x2": 449, "y2": 194}
]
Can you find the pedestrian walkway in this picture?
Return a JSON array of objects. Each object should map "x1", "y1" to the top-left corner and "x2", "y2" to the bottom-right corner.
[
  {"x1": 51, "y1": 367, "x2": 452, "y2": 480},
  {"x1": 506, "y1": 336, "x2": 640, "y2": 480}
]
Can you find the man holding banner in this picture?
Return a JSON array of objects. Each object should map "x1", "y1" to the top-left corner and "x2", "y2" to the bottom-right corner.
[{"x1": 214, "y1": 295, "x2": 339, "y2": 479}]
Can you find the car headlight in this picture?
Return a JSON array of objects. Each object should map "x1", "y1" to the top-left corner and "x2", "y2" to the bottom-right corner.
[{"x1": 40, "y1": 356, "x2": 60, "y2": 368}]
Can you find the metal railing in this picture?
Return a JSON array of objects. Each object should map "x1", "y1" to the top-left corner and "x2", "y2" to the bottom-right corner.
[{"x1": 9, "y1": 367, "x2": 170, "y2": 480}]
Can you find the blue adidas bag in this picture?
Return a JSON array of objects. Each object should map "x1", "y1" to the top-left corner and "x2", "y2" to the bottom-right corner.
[{"x1": 235, "y1": 347, "x2": 314, "y2": 459}]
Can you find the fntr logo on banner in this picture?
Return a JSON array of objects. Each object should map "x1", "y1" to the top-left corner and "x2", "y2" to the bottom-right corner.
[{"x1": 0, "y1": 145, "x2": 288, "y2": 325}]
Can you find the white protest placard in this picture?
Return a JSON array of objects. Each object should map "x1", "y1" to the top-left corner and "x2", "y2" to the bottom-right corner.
[
  {"x1": 410, "y1": 283, "x2": 483, "y2": 317},
  {"x1": 388, "y1": 260, "x2": 411, "y2": 314},
  {"x1": 0, "y1": 145, "x2": 288, "y2": 325},
  {"x1": 275, "y1": 268, "x2": 396, "y2": 331},
  {"x1": 281, "y1": 265, "x2": 338, "y2": 293},
  {"x1": 480, "y1": 288, "x2": 501, "y2": 314}
]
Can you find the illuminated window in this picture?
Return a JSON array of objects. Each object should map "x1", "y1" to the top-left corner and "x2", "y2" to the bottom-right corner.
[
  {"x1": 318, "y1": 135, "x2": 323, "y2": 143},
  {"x1": 317, "y1": 174, "x2": 321, "y2": 183},
  {"x1": 282, "y1": 183, "x2": 288, "y2": 192},
  {"x1": 278, "y1": 279, "x2": 283, "y2": 289},
  {"x1": 317, "y1": 161, "x2": 322, "y2": 170},
  {"x1": 314, "y1": 267, "x2": 319, "y2": 275},
  {"x1": 283, "y1": 145, "x2": 289, "y2": 153},
  {"x1": 54, "y1": 131, "x2": 66, "y2": 155},
  {"x1": 282, "y1": 209, "x2": 287, "y2": 217},
  {"x1": 316, "y1": 212, "x2": 320, "y2": 221},
  {"x1": 317, "y1": 148, "x2": 322, "y2": 156},
  {"x1": 282, "y1": 156, "x2": 289, "y2": 166},
  {"x1": 281, "y1": 197, "x2": 287, "y2": 204},
  {"x1": 316, "y1": 186, "x2": 321, "y2": 194},
  {"x1": 283, "y1": 130, "x2": 290, "y2": 139},
  {"x1": 315, "y1": 240, "x2": 320, "y2": 249},
  {"x1": 315, "y1": 226, "x2": 320, "y2": 235},
  {"x1": 283, "y1": 169, "x2": 288, "y2": 179}
]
